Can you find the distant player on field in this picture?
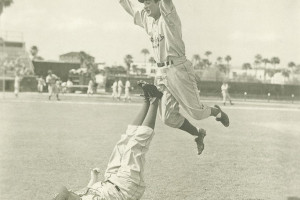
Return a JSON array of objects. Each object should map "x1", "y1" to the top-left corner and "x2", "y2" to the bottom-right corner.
[
  {"x1": 119, "y1": 0, "x2": 230, "y2": 155},
  {"x1": 221, "y1": 81, "x2": 234, "y2": 106},
  {"x1": 14, "y1": 72, "x2": 22, "y2": 98},
  {"x1": 37, "y1": 76, "x2": 46, "y2": 93},
  {"x1": 117, "y1": 79, "x2": 124, "y2": 101},
  {"x1": 123, "y1": 79, "x2": 132, "y2": 102},
  {"x1": 46, "y1": 70, "x2": 60, "y2": 101},
  {"x1": 111, "y1": 79, "x2": 118, "y2": 100},
  {"x1": 53, "y1": 82, "x2": 166, "y2": 200}
]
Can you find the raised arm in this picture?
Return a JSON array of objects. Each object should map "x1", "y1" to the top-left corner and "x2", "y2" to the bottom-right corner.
[
  {"x1": 159, "y1": 0, "x2": 175, "y2": 16},
  {"x1": 119, "y1": 0, "x2": 146, "y2": 27}
]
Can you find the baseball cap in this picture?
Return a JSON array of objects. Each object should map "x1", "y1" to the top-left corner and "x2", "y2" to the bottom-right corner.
[{"x1": 138, "y1": 0, "x2": 144, "y2": 2}]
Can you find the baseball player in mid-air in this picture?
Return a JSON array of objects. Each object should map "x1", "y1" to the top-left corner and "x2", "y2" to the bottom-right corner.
[
  {"x1": 53, "y1": 82, "x2": 164, "y2": 200},
  {"x1": 119, "y1": 0, "x2": 230, "y2": 155}
]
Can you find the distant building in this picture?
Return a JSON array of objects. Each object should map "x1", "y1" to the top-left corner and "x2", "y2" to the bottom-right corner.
[{"x1": 59, "y1": 52, "x2": 95, "y2": 64}]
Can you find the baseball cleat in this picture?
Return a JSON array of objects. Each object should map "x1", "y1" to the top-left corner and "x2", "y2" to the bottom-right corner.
[
  {"x1": 214, "y1": 105, "x2": 230, "y2": 127},
  {"x1": 195, "y1": 128, "x2": 206, "y2": 155}
]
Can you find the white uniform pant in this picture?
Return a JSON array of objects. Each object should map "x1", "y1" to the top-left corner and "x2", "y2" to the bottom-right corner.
[
  {"x1": 112, "y1": 89, "x2": 118, "y2": 98},
  {"x1": 222, "y1": 91, "x2": 232, "y2": 103},
  {"x1": 48, "y1": 84, "x2": 58, "y2": 96},
  {"x1": 90, "y1": 125, "x2": 154, "y2": 200},
  {"x1": 124, "y1": 88, "x2": 131, "y2": 100},
  {"x1": 156, "y1": 59, "x2": 211, "y2": 128},
  {"x1": 118, "y1": 88, "x2": 123, "y2": 98}
]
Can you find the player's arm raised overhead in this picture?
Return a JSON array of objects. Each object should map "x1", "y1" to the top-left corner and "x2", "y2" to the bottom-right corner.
[
  {"x1": 159, "y1": 0, "x2": 175, "y2": 16},
  {"x1": 119, "y1": 0, "x2": 146, "y2": 28}
]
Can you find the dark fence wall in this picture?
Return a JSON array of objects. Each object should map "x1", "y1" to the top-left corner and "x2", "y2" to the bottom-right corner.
[
  {"x1": 105, "y1": 76, "x2": 300, "y2": 100},
  {"x1": 32, "y1": 61, "x2": 80, "y2": 81}
]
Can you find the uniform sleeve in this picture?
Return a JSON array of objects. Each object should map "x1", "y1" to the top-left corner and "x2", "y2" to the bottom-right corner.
[
  {"x1": 159, "y1": 0, "x2": 175, "y2": 16},
  {"x1": 119, "y1": 0, "x2": 147, "y2": 28}
]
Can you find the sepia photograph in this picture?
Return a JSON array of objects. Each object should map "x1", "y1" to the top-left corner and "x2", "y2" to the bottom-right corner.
[{"x1": 0, "y1": 0, "x2": 300, "y2": 199}]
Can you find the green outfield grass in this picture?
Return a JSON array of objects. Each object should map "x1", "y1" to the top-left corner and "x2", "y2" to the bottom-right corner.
[{"x1": 0, "y1": 95, "x2": 299, "y2": 200}]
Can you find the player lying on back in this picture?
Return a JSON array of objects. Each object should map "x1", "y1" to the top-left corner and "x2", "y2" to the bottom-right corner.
[{"x1": 53, "y1": 82, "x2": 180, "y2": 200}]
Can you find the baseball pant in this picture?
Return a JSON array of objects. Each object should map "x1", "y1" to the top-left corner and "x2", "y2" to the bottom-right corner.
[
  {"x1": 102, "y1": 125, "x2": 154, "y2": 200},
  {"x1": 156, "y1": 58, "x2": 211, "y2": 128},
  {"x1": 222, "y1": 91, "x2": 232, "y2": 103},
  {"x1": 124, "y1": 88, "x2": 131, "y2": 100}
]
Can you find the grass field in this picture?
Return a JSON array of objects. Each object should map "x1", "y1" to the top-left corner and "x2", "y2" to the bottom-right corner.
[{"x1": 0, "y1": 93, "x2": 300, "y2": 200}]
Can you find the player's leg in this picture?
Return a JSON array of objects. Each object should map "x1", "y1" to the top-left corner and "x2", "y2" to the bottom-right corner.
[
  {"x1": 115, "y1": 89, "x2": 161, "y2": 199},
  {"x1": 48, "y1": 85, "x2": 53, "y2": 100},
  {"x1": 105, "y1": 92, "x2": 151, "y2": 180},
  {"x1": 163, "y1": 60, "x2": 229, "y2": 127},
  {"x1": 222, "y1": 92, "x2": 226, "y2": 105},
  {"x1": 227, "y1": 92, "x2": 234, "y2": 105},
  {"x1": 159, "y1": 86, "x2": 206, "y2": 155}
]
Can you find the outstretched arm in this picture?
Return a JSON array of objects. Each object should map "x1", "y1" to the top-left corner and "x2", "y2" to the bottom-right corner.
[{"x1": 119, "y1": 0, "x2": 146, "y2": 27}]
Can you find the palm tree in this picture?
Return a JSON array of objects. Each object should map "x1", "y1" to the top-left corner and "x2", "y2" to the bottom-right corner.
[
  {"x1": 192, "y1": 54, "x2": 201, "y2": 69},
  {"x1": 270, "y1": 57, "x2": 280, "y2": 69},
  {"x1": 141, "y1": 48, "x2": 150, "y2": 66},
  {"x1": 124, "y1": 54, "x2": 133, "y2": 75},
  {"x1": 148, "y1": 56, "x2": 155, "y2": 66},
  {"x1": 216, "y1": 56, "x2": 223, "y2": 65},
  {"x1": 262, "y1": 58, "x2": 269, "y2": 68},
  {"x1": 288, "y1": 61, "x2": 296, "y2": 73},
  {"x1": 192, "y1": 54, "x2": 201, "y2": 67},
  {"x1": 254, "y1": 54, "x2": 262, "y2": 67},
  {"x1": 224, "y1": 55, "x2": 232, "y2": 74},
  {"x1": 242, "y1": 63, "x2": 252, "y2": 71},
  {"x1": 0, "y1": 0, "x2": 13, "y2": 15},
  {"x1": 204, "y1": 51, "x2": 212, "y2": 67}
]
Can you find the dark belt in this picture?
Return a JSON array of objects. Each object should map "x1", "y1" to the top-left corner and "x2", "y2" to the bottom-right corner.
[
  {"x1": 156, "y1": 60, "x2": 174, "y2": 67},
  {"x1": 105, "y1": 180, "x2": 121, "y2": 192}
]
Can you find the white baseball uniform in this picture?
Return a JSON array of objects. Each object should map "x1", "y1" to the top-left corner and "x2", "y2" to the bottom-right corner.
[
  {"x1": 124, "y1": 80, "x2": 131, "y2": 100},
  {"x1": 87, "y1": 80, "x2": 94, "y2": 95},
  {"x1": 117, "y1": 80, "x2": 124, "y2": 99},
  {"x1": 46, "y1": 74, "x2": 58, "y2": 96},
  {"x1": 78, "y1": 125, "x2": 154, "y2": 200},
  {"x1": 14, "y1": 75, "x2": 21, "y2": 96},
  {"x1": 120, "y1": 0, "x2": 211, "y2": 128},
  {"x1": 111, "y1": 81, "x2": 118, "y2": 99},
  {"x1": 221, "y1": 83, "x2": 232, "y2": 104},
  {"x1": 37, "y1": 77, "x2": 46, "y2": 93}
]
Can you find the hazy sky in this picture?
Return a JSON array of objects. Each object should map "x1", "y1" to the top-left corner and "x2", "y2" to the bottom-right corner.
[{"x1": 1, "y1": 0, "x2": 300, "y2": 67}]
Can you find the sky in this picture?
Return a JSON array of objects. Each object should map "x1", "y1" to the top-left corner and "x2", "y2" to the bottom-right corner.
[{"x1": 1, "y1": 0, "x2": 300, "y2": 68}]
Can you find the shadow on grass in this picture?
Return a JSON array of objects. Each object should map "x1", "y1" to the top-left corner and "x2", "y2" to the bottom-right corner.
[{"x1": 287, "y1": 197, "x2": 300, "y2": 200}]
